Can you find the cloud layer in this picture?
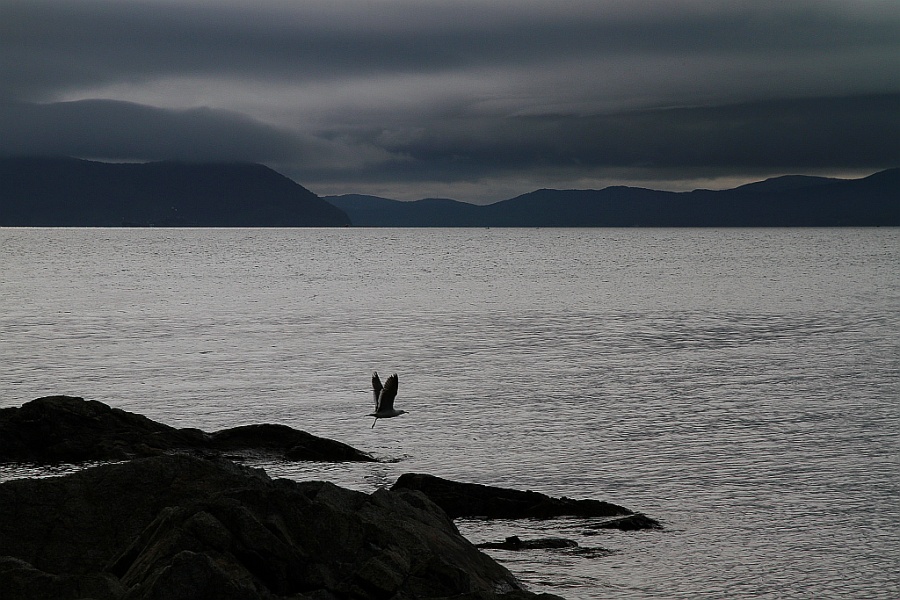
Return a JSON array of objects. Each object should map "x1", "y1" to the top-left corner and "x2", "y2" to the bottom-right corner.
[{"x1": 2, "y1": 0, "x2": 898, "y2": 201}]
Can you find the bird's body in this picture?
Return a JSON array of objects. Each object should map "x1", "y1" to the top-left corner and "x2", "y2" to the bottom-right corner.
[{"x1": 369, "y1": 371, "x2": 406, "y2": 427}]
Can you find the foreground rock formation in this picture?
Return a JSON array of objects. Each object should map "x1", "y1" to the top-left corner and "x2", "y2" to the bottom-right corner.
[
  {"x1": 0, "y1": 454, "x2": 559, "y2": 600},
  {"x1": 392, "y1": 473, "x2": 661, "y2": 529},
  {"x1": 0, "y1": 396, "x2": 374, "y2": 463},
  {"x1": 0, "y1": 397, "x2": 660, "y2": 597}
]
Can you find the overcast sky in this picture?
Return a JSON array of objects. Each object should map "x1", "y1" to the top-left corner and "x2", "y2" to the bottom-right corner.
[{"x1": 2, "y1": 0, "x2": 898, "y2": 202}]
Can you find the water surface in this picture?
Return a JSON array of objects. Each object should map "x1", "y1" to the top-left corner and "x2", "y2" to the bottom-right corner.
[{"x1": 2, "y1": 227, "x2": 898, "y2": 598}]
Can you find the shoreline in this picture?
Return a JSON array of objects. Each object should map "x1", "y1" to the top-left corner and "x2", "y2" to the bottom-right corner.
[{"x1": 0, "y1": 396, "x2": 660, "y2": 600}]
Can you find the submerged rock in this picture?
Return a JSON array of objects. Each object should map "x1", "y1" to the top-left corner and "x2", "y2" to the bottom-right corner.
[
  {"x1": 475, "y1": 537, "x2": 613, "y2": 559},
  {"x1": 0, "y1": 396, "x2": 375, "y2": 464},
  {"x1": 477, "y1": 536, "x2": 579, "y2": 551},
  {"x1": 0, "y1": 454, "x2": 554, "y2": 600},
  {"x1": 585, "y1": 513, "x2": 663, "y2": 531},
  {"x1": 392, "y1": 473, "x2": 637, "y2": 521}
]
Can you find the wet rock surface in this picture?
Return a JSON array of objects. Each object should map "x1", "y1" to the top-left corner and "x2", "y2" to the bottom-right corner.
[
  {"x1": 0, "y1": 454, "x2": 560, "y2": 600},
  {"x1": 392, "y1": 473, "x2": 653, "y2": 524},
  {"x1": 0, "y1": 396, "x2": 375, "y2": 464}
]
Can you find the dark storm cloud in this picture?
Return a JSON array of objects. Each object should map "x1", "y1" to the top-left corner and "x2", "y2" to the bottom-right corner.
[
  {"x1": 3, "y1": 0, "x2": 897, "y2": 101},
  {"x1": 383, "y1": 95, "x2": 900, "y2": 172},
  {"x1": 0, "y1": 100, "x2": 309, "y2": 162},
  {"x1": 293, "y1": 94, "x2": 900, "y2": 185},
  {"x1": 1, "y1": 0, "x2": 898, "y2": 200}
]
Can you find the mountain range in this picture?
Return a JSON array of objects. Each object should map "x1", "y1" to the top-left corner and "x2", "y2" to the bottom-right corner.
[
  {"x1": 1, "y1": 156, "x2": 897, "y2": 227},
  {"x1": 0, "y1": 156, "x2": 350, "y2": 227},
  {"x1": 325, "y1": 168, "x2": 900, "y2": 227}
]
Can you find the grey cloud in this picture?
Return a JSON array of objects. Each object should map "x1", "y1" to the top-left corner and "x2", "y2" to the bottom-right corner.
[
  {"x1": 301, "y1": 94, "x2": 900, "y2": 182},
  {"x1": 1, "y1": 1, "x2": 898, "y2": 200},
  {"x1": 2, "y1": 92, "x2": 895, "y2": 202},
  {"x1": 2, "y1": 0, "x2": 897, "y2": 101},
  {"x1": 0, "y1": 99, "x2": 364, "y2": 165}
]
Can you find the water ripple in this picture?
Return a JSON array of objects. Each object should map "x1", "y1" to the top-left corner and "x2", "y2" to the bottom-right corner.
[{"x1": 2, "y1": 227, "x2": 899, "y2": 599}]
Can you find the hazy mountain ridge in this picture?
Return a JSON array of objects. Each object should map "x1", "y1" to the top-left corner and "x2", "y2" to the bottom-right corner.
[
  {"x1": 327, "y1": 169, "x2": 900, "y2": 227},
  {"x1": 0, "y1": 156, "x2": 351, "y2": 227},
  {"x1": 731, "y1": 175, "x2": 839, "y2": 193},
  {"x1": 1, "y1": 156, "x2": 896, "y2": 227}
]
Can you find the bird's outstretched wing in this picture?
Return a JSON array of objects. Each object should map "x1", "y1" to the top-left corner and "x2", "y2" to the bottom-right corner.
[
  {"x1": 372, "y1": 371, "x2": 383, "y2": 410},
  {"x1": 378, "y1": 373, "x2": 399, "y2": 412}
]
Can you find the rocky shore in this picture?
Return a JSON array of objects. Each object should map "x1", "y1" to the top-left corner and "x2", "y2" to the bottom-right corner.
[
  {"x1": 0, "y1": 396, "x2": 660, "y2": 599},
  {"x1": 0, "y1": 396, "x2": 375, "y2": 463},
  {"x1": 0, "y1": 454, "x2": 553, "y2": 600},
  {"x1": 394, "y1": 473, "x2": 630, "y2": 520}
]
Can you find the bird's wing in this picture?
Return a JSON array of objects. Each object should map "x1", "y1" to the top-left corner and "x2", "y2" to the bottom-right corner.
[
  {"x1": 372, "y1": 371, "x2": 383, "y2": 410},
  {"x1": 378, "y1": 373, "x2": 399, "y2": 411}
]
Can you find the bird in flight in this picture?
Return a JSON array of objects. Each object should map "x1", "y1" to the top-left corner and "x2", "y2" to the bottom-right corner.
[{"x1": 369, "y1": 371, "x2": 406, "y2": 428}]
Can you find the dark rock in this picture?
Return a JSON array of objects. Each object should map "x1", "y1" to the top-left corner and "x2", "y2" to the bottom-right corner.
[
  {"x1": 0, "y1": 395, "x2": 197, "y2": 463},
  {"x1": 0, "y1": 396, "x2": 374, "y2": 464},
  {"x1": 0, "y1": 557, "x2": 124, "y2": 600},
  {"x1": 585, "y1": 513, "x2": 663, "y2": 531},
  {"x1": 475, "y1": 537, "x2": 613, "y2": 559},
  {"x1": 207, "y1": 423, "x2": 374, "y2": 462},
  {"x1": 0, "y1": 454, "x2": 548, "y2": 600},
  {"x1": 477, "y1": 536, "x2": 578, "y2": 551},
  {"x1": 392, "y1": 473, "x2": 632, "y2": 519}
]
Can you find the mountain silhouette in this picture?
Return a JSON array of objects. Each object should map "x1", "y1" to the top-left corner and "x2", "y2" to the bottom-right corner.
[
  {"x1": 326, "y1": 169, "x2": 899, "y2": 227},
  {"x1": 1, "y1": 156, "x2": 896, "y2": 227},
  {"x1": 0, "y1": 156, "x2": 350, "y2": 226}
]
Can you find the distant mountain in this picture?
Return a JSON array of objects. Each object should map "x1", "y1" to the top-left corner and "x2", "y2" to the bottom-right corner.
[
  {"x1": 3, "y1": 157, "x2": 896, "y2": 227},
  {"x1": 325, "y1": 195, "x2": 485, "y2": 227},
  {"x1": 326, "y1": 168, "x2": 900, "y2": 227},
  {"x1": 0, "y1": 156, "x2": 350, "y2": 227},
  {"x1": 731, "y1": 175, "x2": 839, "y2": 194}
]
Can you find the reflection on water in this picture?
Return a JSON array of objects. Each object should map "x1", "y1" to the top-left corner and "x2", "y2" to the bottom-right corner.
[
  {"x1": 0, "y1": 461, "x2": 115, "y2": 481},
  {"x1": 1, "y1": 227, "x2": 899, "y2": 599}
]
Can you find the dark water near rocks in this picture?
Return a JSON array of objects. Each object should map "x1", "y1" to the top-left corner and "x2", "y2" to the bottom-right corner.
[{"x1": 2, "y1": 227, "x2": 899, "y2": 599}]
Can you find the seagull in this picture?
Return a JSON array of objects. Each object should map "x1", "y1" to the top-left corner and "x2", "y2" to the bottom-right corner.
[{"x1": 369, "y1": 371, "x2": 406, "y2": 428}]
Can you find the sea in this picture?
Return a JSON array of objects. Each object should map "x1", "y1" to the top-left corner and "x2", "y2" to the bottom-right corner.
[{"x1": 1, "y1": 227, "x2": 898, "y2": 599}]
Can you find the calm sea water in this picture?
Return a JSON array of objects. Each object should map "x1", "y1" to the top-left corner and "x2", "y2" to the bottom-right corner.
[{"x1": 1, "y1": 227, "x2": 898, "y2": 599}]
